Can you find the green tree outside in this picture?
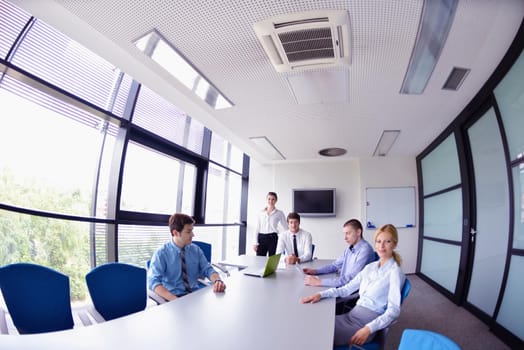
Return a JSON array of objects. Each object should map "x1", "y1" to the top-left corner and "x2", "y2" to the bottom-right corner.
[{"x1": 0, "y1": 168, "x2": 90, "y2": 301}]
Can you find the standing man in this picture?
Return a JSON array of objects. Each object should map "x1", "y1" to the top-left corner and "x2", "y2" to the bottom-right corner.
[
  {"x1": 253, "y1": 191, "x2": 288, "y2": 256},
  {"x1": 148, "y1": 213, "x2": 226, "y2": 301},
  {"x1": 276, "y1": 212, "x2": 313, "y2": 264}
]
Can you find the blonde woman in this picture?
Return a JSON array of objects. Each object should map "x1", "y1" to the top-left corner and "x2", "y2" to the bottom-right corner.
[{"x1": 301, "y1": 224, "x2": 405, "y2": 347}]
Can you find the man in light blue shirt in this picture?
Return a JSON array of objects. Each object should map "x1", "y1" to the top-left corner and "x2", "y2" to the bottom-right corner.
[
  {"x1": 303, "y1": 219, "x2": 375, "y2": 287},
  {"x1": 148, "y1": 213, "x2": 226, "y2": 301}
]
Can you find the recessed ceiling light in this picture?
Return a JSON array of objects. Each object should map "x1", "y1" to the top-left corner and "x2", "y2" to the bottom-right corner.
[
  {"x1": 249, "y1": 136, "x2": 286, "y2": 160},
  {"x1": 319, "y1": 147, "x2": 347, "y2": 157},
  {"x1": 373, "y1": 130, "x2": 400, "y2": 156}
]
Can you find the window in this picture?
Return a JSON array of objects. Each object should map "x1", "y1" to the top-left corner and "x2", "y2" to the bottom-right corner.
[
  {"x1": 205, "y1": 163, "x2": 241, "y2": 223},
  {"x1": 10, "y1": 17, "x2": 131, "y2": 117},
  {"x1": 120, "y1": 142, "x2": 196, "y2": 215},
  {"x1": 0, "y1": 0, "x2": 249, "y2": 299},
  {"x1": 133, "y1": 85, "x2": 205, "y2": 155},
  {"x1": 210, "y1": 132, "x2": 244, "y2": 173},
  {"x1": 0, "y1": 76, "x2": 115, "y2": 218}
]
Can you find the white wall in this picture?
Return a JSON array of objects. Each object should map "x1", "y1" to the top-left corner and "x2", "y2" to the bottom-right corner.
[
  {"x1": 247, "y1": 156, "x2": 418, "y2": 273},
  {"x1": 358, "y1": 157, "x2": 419, "y2": 273}
]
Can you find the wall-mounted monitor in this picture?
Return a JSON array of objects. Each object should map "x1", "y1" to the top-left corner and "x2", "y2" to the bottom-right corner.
[{"x1": 292, "y1": 188, "x2": 336, "y2": 217}]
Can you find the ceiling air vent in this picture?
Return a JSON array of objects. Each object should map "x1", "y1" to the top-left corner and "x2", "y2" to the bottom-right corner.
[
  {"x1": 442, "y1": 67, "x2": 470, "y2": 91},
  {"x1": 254, "y1": 10, "x2": 351, "y2": 73}
]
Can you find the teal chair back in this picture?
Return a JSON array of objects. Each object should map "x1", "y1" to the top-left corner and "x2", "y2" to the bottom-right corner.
[
  {"x1": 398, "y1": 329, "x2": 461, "y2": 350},
  {"x1": 194, "y1": 241, "x2": 212, "y2": 262},
  {"x1": 86, "y1": 262, "x2": 147, "y2": 321},
  {"x1": 0, "y1": 263, "x2": 74, "y2": 334}
]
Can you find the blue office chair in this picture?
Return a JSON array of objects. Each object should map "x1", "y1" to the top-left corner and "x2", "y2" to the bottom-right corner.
[
  {"x1": 334, "y1": 278, "x2": 412, "y2": 350},
  {"x1": 398, "y1": 329, "x2": 461, "y2": 350},
  {"x1": 0, "y1": 263, "x2": 74, "y2": 334},
  {"x1": 85, "y1": 262, "x2": 147, "y2": 322},
  {"x1": 193, "y1": 240, "x2": 212, "y2": 262}
]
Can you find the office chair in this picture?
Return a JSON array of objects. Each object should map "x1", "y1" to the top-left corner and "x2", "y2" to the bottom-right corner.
[
  {"x1": 85, "y1": 262, "x2": 147, "y2": 322},
  {"x1": 0, "y1": 262, "x2": 74, "y2": 334},
  {"x1": 334, "y1": 278, "x2": 412, "y2": 350},
  {"x1": 311, "y1": 244, "x2": 316, "y2": 259},
  {"x1": 193, "y1": 240, "x2": 212, "y2": 262},
  {"x1": 398, "y1": 329, "x2": 461, "y2": 350}
]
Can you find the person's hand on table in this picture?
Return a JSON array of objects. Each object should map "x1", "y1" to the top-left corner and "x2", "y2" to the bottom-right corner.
[
  {"x1": 212, "y1": 279, "x2": 226, "y2": 293},
  {"x1": 304, "y1": 275, "x2": 321, "y2": 286},
  {"x1": 300, "y1": 293, "x2": 321, "y2": 304}
]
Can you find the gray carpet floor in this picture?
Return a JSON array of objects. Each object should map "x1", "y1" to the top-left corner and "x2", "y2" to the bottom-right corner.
[{"x1": 385, "y1": 274, "x2": 511, "y2": 350}]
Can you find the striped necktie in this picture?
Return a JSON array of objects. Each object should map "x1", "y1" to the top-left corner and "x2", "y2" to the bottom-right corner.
[{"x1": 180, "y1": 247, "x2": 192, "y2": 293}]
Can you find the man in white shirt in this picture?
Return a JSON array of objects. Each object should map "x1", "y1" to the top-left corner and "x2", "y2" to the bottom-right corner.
[{"x1": 276, "y1": 212, "x2": 313, "y2": 264}]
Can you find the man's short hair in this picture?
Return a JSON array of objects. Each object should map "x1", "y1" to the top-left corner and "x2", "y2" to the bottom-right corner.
[
  {"x1": 169, "y1": 213, "x2": 195, "y2": 235},
  {"x1": 343, "y1": 219, "x2": 363, "y2": 234},
  {"x1": 287, "y1": 211, "x2": 301, "y2": 223}
]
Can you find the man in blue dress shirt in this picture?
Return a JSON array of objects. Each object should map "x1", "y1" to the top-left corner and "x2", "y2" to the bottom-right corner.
[
  {"x1": 303, "y1": 219, "x2": 375, "y2": 312},
  {"x1": 148, "y1": 213, "x2": 226, "y2": 301}
]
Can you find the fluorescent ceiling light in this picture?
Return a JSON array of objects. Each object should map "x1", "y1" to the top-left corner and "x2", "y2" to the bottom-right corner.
[
  {"x1": 400, "y1": 0, "x2": 458, "y2": 94},
  {"x1": 249, "y1": 136, "x2": 285, "y2": 160},
  {"x1": 373, "y1": 130, "x2": 400, "y2": 157},
  {"x1": 134, "y1": 30, "x2": 233, "y2": 110}
]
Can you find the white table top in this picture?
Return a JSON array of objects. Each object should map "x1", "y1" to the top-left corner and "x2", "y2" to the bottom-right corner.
[{"x1": 0, "y1": 257, "x2": 335, "y2": 350}]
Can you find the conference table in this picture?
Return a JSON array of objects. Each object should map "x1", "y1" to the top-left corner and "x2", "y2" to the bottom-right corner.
[{"x1": 0, "y1": 256, "x2": 336, "y2": 350}]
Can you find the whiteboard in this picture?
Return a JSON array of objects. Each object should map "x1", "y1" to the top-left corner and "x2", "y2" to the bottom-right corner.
[{"x1": 365, "y1": 187, "x2": 416, "y2": 229}]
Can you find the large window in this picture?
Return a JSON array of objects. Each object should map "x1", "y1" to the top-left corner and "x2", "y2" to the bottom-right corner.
[
  {"x1": 0, "y1": 0, "x2": 249, "y2": 305},
  {"x1": 120, "y1": 142, "x2": 196, "y2": 215},
  {"x1": 0, "y1": 77, "x2": 115, "y2": 218}
]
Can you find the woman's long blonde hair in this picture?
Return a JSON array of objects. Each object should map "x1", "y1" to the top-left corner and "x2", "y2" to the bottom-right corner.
[{"x1": 374, "y1": 224, "x2": 402, "y2": 266}]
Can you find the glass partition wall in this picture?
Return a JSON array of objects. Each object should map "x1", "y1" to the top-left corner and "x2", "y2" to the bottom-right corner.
[
  {"x1": 417, "y1": 33, "x2": 524, "y2": 347},
  {"x1": 0, "y1": 1, "x2": 248, "y2": 304}
]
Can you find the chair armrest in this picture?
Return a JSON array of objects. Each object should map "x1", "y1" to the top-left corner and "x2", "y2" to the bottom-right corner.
[
  {"x1": 147, "y1": 289, "x2": 167, "y2": 305},
  {"x1": 77, "y1": 309, "x2": 93, "y2": 326},
  {"x1": 0, "y1": 307, "x2": 8, "y2": 334},
  {"x1": 86, "y1": 305, "x2": 106, "y2": 323},
  {"x1": 212, "y1": 263, "x2": 231, "y2": 277}
]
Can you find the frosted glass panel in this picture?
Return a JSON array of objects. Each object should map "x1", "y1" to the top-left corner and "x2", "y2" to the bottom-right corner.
[
  {"x1": 420, "y1": 239, "x2": 460, "y2": 293},
  {"x1": 513, "y1": 165, "x2": 524, "y2": 249},
  {"x1": 421, "y1": 134, "x2": 461, "y2": 195},
  {"x1": 496, "y1": 255, "x2": 524, "y2": 340},
  {"x1": 423, "y1": 189, "x2": 462, "y2": 241},
  {"x1": 494, "y1": 50, "x2": 524, "y2": 161},
  {"x1": 466, "y1": 108, "x2": 510, "y2": 316}
]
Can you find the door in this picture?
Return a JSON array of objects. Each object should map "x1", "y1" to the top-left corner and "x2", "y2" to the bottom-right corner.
[{"x1": 464, "y1": 107, "x2": 510, "y2": 316}]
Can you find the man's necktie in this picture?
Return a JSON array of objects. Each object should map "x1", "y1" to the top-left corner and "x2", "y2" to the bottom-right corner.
[
  {"x1": 180, "y1": 247, "x2": 192, "y2": 293},
  {"x1": 293, "y1": 234, "x2": 299, "y2": 257}
]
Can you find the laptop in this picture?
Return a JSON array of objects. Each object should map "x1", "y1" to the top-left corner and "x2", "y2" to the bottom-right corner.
[{"x1": 243, "y1": 253, "x2": 282, "y2": 278}]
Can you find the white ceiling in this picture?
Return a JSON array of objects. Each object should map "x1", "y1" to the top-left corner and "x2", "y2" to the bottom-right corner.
[{"x1": 11, "y1": 0, "x2": 524, "y2": 164}]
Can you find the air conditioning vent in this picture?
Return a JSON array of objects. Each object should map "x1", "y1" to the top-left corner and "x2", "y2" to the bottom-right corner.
[{"x1": 254, "y1": 10, "x2": 351, "y2": 72}]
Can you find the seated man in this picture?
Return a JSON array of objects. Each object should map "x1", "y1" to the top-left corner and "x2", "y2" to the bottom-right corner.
[
  {"x1": 148, "y1": 213, "x2": 226, "y2": 301},
  {"x1": 276, "y1": 212, "x2": 312, "y2": 264},
  {"x1": 303, "y1": 219, "x2": 375, "y2": 313}
]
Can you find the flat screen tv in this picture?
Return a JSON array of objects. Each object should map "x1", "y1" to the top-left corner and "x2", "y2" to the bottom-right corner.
[{"x1": 292, "y1": 188, "x2": 336, "y2": 217}]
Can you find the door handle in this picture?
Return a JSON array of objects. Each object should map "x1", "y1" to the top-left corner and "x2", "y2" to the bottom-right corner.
[{"x1": 470, "y1": 228, "x2": 476, "y2": 242}]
